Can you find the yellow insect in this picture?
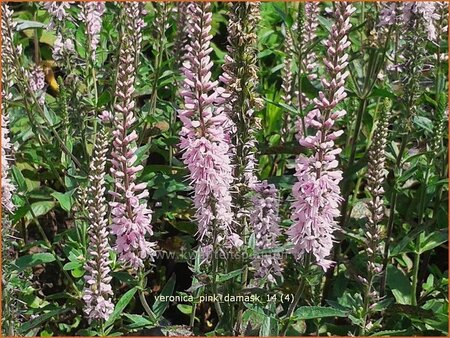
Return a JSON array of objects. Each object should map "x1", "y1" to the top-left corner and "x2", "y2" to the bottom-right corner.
[{"x1": 40, "y1": 60, "x2": 59, "y2": 94}]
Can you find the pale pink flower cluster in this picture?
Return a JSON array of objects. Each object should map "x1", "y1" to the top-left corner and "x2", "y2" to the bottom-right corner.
[
  {"x1": 408, "y1": 3, "x2": 440, "y2": 40},
  {"x1": 110, "y1": 2, "x2": 156, "y2": 270},
  {"x1": 292, "y1": 3, "x2": 321, "y2": 141},
  {"x1": 43, "y1": 2, "x2": 72, "y2": 24},
  {"x1": 289, "y1": 2, "x2": 355, "y2": 271},
  {"x1": 79, "y1": 2, "x2": 106, "y2": 60},
  {"x1": 28, "y1": 65, "x2": 46, "y2": 105},
  {"x1": 1, "y1": 114, "x2": 15, "y2": 214},
  {"x1": 281, "y1": 29, "x2": 294, "y2": 108},
  {"x1": 379, "y1": 2, "x2": 440, "y2": 41},
  {"x1": 250, "y1": 182, "x2": 282, "y2": 283},
  {"x1": 179, "y1": 2, "x2": 241, "y2": 259},
  {"x1": 83, "y1": 132, "x2": 114, "y2": 322},
  {"x1": 53, "y1": 34, "x2": 75, "y2": 61},
  {"x1": 378, "y1": 2, "x2": 401, "y2": 27}
]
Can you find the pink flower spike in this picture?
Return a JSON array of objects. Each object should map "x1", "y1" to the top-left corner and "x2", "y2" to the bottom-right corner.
[{"x1": 289, "y1": 2, "x2": 355, "y2": 271}]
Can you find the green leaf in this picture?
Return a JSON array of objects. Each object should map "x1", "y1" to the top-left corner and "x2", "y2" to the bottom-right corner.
[
  {"x1": 293, "y1": 306, "x2": 348, "y2": 320},
  {"x1": 152, "y1": 274, "x2": 176, "y2": 319},
  {"x1": 14, "y1": 253, "x2": 56, "y2": 271},
  {"x1": 25, "y1": 201, "x2": 56, "y2": 222},
  {"x1": 19, "y1": 308, "x2": 70, "y2": 335},
  {"x1": 51, "y1": 190, "x2": 74, "y2": 212},
  {"x1": 71, "y1": 267, "x2": 85, "y2": 278},
  {"x1": 216, "y1": 269, "x2": 243, "y2": 283},
  {"x1": 418, "y1": 230, "x2": 448, "y2": 254},
  {"x1": 386, "y1": 265, "x2": 412, "y2": 305},
  {"x1": 177, "y1": 304, "x2": 193, "y2": 315},
  {"x1": 15, "y1": 19, "x2": 46, "y2": 31},
  {"x1": 11, "y1": 166, "x2": 27, "y2": 192},
  {"x1": 63, "y1": 261, "x2": 81, "y2": 271},
  {"x1": 123, "y1": 314, "x2": 155, "y2": 329},
  {"x1": 413, "y1": 116, "x2": 434, "y2": 133},
  {"x1": 263, "y1": 98, "x2": 298, "y2": 116},
  {"x1": 371, "y1": 329, "x2": 412, "y2": 336},
  {"x1": 260, "y1": 316, "x2": 278, "y2": 336},
  {"x1": 104, "y1": 287, "x2": 138, "y2": 329}
]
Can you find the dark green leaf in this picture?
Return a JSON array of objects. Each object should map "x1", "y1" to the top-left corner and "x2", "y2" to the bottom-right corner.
[
  {"x1": 386, "y1": 265, "x2": 412, "y2": 305},
  {"x1": 152, "y1": 274, "x2": 176, "y2": 319},
  {"x1": 14, "y1": 253, "x2": 55, "y2": 271},
  {"x1": 19, "y1": 308, "x2": 70, "y2": 335},
  {"x1": 104, "y1": 287, "x2": 138, "y2": 328}
]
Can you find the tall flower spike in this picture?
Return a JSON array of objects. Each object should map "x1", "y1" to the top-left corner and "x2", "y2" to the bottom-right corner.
[
  {"x1": 403, "y1": 3, "x2": 439, "y2": 41},
  {"x1": 174, "y1": 2, "x2": 190, "y2": 67},
  {"x1": 153, "y1": 2, "x2": 170, "y2": 42},
  {"x1": 110, "y1": 2, "x2": 156, "y2": 270},
  {"x1": 1, "y1": 3, "x2": 17, "y2": 215},
  {"x1": 219, "y1": 2, "x2": 262, "y2": 195},
  {"x1": 2, "y1": 5, "x2": 21, "y2": 334},
  {"x1": 288, "y1": 2, "x2": 355, "y2": 271},
  {"x1": 365, "y1": 99, "x2": 392, "y2": 282},
  {"x1": 83, "y1": 131, "x2": 114, "y2": 322},
  {"x1": 179, "y1": 2, "x2": 241, "y2": 260},
  {"x1": 79, "y1": 2, "x2": 106, "y2": 60},
  {"x1": 281, "y1": 26, "x2": 294, "y2": 141},
  {"x1": 250, "y1": 182, "x2": 283, "y2": 284},
  {"x1": 302, "y1": 2, "x2": 320, "y2": 81},
  {"x1": 380, "y1": 2, "x2": 440, "y2": 42},
  {"x1": 284, "y1": 3, "x2": 320, "y2": 141}
]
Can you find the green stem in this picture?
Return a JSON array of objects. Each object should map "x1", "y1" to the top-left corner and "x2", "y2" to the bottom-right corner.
[
  {"x1": 211, "y1": 243, "x2": 223, "y2": 319},
  {"x1": 281, "y1": 279, "x2": 305, "y2": 336},
  {"x1": 359, "y1": 274, "x2": 375, "y2": 336},
  {"x1": 189, "y1": 291, "x2": 197, "y2": 328},
  {"x1": 380, "y1": 133, "x2": 410, "y2": 296},
  {"x1": 340, "y1": 98, "x2": 368, "y2": 227},
  {"x1": 411, "y1": 252, "x2": 420, "y2": 306},
  {"x1": 234, "y1": 260, "x2": 248, "y2": 334},
  {"x1": 138, "y1": 273, "x2": 158, "y2": 323},
  {"x1": 137, "y1": 10, "x2": 167, "y2": 147}
]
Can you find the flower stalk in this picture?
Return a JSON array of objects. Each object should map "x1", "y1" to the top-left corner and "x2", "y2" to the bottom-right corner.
[
  {"x1": 110, "y1": 2, "x2": 156, "y2": 271},
  {"x1": 83, "y1": 131, "x2": 114, "y2": 324},
  {"x1": 288, "y1": 2, "x2": 355, "y2": 270},
  {"x1": 360, "y1": 98, "x2": 391, "y2": 335},
  {"x1": 178, "y1": 2, "x2": 240, "y2": 260}
]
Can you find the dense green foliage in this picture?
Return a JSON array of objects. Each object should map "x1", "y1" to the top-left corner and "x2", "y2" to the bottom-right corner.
[{"x1": 1, "y1": 2, "x2": 448, "y2": 336}]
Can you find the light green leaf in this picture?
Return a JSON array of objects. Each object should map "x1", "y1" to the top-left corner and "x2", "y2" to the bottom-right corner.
[
  {"x1": 25, "y1": 201, "x2": 56, "y2": 222},
  {"x1": 177, "y1": 304, "x2": 193, "y2": 315},
  {"x1": 293, "y1": 306, "x2": 348, "y2": 320},
  {"x1": 216, "y1": 269, "x2": 243, "y2": 283},
  {"x1": 63, "y1": 261, "x2": 81, "y2": 271},
  {"x1": 123, "y1": 314, "x2": 155, "y2": 329},
  {"x1": 51, "y1": 190, "x2": 74, "y2": 212},
  {"x1": 260, "y1": 316, "x2": 278, "y2": 336},
  {"x1": 418, "y1": 230, "x2": 448, "y2": 254}
]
